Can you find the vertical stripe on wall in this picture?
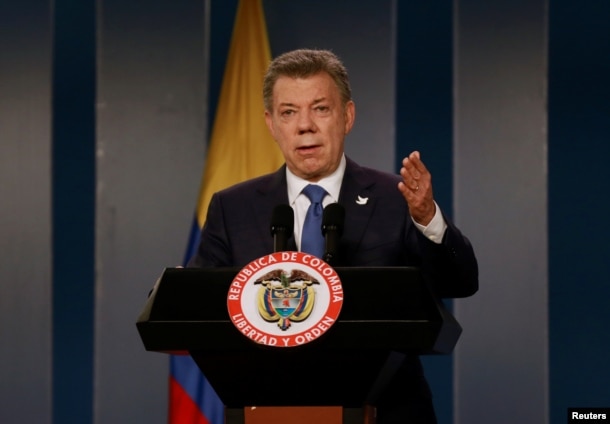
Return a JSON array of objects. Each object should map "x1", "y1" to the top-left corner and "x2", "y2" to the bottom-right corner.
[
  {"x1": 548, "y1": 1, "x2": 610, "y2": 422},
  {"x1": 208, "y1": 0, "x2": 239, "y2": 129},
  {"x1": 395, "y1": 2, "x2": 454, "y2": 423},
  {"x1": 0, "y1": 1, "x2": 53, "y2": 423},
  {"x1": 453, "y1": 0, "x2": 549, "y2": 422},
  {"x1": 52, "y1": 0, "x2": 96, "y2": 422},
  {"x1": 395, "y1": 1, "x2": 453, "y2": 212},
  {"x1": 95, "y1": 0, "x2": 209, "y2": 421}
]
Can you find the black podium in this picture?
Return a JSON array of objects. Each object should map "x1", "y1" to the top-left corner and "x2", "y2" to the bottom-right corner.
[{"x1": 136, "y1": 266, "x2": 461, "y2": 423}]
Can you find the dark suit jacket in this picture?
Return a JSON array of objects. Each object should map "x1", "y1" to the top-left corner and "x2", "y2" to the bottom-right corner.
[{"x1": 188, "y1": 157, "x2": 478, "y2": 423}]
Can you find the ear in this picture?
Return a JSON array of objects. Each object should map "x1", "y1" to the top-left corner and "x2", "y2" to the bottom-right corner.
[
  {"x1": 344, "y1": 100, "x2": 356, "y2": 135},
  {"x1": 264, "y1": 110, "x2": 275, "y2": 137}
]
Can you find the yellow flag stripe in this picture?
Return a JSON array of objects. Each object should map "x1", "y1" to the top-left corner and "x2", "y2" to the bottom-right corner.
[{"x1": 195, "y1": 0, "x2": 284, "y2": 227}]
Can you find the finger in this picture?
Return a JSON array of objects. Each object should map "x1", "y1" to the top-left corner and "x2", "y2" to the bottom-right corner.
[
  {"x1": 401, "y1": 154, "x2": 421, "y2": 181},
  {"x1": 401, "y1": 158, "x2": 425, "y2": 189},
  {"x1": 407, "y1": 151, "x2": 429, "y2": 177},
  {"x1": 398, "y1": 175, "x2": 421, "y2": 195},
  {"x1": 398, "y1": 181, "x2": 416, "y2": 199},
  {"x1": 401, "y1": 157, "x2": 417, "y2": 178},
  {"x1": 399, "y1": 168, "x2": 420, "y2": 191}
]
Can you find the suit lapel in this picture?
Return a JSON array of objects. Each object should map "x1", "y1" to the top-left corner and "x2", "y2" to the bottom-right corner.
[
  {"x1": 338, "y1": 158, "x2": 377, "y2": 253},
  {"x1": 250, "y1": 165, "x2": 298, "y2": 251}
]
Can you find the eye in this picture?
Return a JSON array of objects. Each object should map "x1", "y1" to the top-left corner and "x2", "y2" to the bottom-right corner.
[
  {"x1": 280, "y1": 109, "x2": 295, "y2": 117},
  {"x1": 315, "y1": 105, "x2": 330, "y2": 113}
]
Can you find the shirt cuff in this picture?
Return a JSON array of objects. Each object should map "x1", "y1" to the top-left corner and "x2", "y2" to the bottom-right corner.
[{"x1": 412, "y1": 201, "x2": 447, "y2": 244}]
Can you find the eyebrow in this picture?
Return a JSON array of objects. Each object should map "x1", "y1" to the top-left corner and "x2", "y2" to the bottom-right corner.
[
  {"x1": 278, "y1": 102, "x2": 297, "y2": 109},
  {"x1": 278, "y1": 97, "x2": 327, "y2": 108}
]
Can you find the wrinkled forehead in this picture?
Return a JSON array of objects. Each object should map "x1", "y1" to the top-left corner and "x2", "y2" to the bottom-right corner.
[{"x1": 271, "y1": 73, "x2": 341, "y2": 108}]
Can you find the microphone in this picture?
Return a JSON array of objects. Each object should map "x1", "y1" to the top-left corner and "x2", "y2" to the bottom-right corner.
[
  {"x1": 322, "y1": 203, "x2": 345, "y2": 264},
  {"x1": 270, "y1": 204, "x2": 294, "y2": 252}
]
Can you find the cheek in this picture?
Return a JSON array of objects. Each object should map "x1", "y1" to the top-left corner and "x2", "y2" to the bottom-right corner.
[
  {"x1": 274, "y1": 134, "x2": 292, "y2": 155},
  {"x1": 331, "y1": 126, "x2": 346, "y2": 147}
]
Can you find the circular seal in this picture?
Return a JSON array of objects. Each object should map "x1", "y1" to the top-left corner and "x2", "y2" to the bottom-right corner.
[{"x1": 226, "y1": 251, "x2": 343, "y2": 347}]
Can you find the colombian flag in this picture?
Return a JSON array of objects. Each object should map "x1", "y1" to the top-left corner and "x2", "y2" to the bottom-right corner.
[{"x1": 168, "y1": 0, "x2": 284, "y2": 423}]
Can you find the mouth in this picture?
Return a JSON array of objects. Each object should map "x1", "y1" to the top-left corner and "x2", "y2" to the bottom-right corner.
[{"x1": 296, "y1": 144, "x2": 321, "y2": 155}]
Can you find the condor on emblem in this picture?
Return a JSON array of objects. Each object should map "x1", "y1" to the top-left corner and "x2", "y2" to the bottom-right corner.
[{"x1": 227, "y1": 251, "x2": 343, "y2": 347}]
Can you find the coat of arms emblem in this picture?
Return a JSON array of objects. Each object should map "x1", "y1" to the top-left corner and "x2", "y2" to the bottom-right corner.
[
  {"x1": 254, "y1": 269, "x2": 319, "y2": 330},
  {"x1": 226, "y1": 251, "x2": 343, "y2": 347}
]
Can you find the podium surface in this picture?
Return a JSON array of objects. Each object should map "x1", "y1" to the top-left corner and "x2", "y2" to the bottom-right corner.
[{"x1": 137, "y1": 266, "x2": 461, "y2": 409}]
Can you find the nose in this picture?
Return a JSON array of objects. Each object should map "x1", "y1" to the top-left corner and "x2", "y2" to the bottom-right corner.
[{"x1": 296, "y1": 110, "x2": 316, "y2": 134}]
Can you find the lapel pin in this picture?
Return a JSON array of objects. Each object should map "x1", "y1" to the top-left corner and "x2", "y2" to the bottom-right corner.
[{"x1": 356, "y1": 195, "x2": 369, "y2": 205}]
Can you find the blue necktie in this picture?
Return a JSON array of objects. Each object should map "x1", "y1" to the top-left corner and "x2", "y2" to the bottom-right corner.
[{"x1": 301, "y1": 184, "x2": 327, "y2": 258}]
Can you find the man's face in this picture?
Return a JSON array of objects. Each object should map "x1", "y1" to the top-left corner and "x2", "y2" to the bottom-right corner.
[{"x1": 265, "y1": 72, "x2": 355, "y2": 182}]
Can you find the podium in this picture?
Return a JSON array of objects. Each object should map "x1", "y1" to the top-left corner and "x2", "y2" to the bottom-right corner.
[{"x1": 136, "y1": 266, "x2": 462, "y2": 423}]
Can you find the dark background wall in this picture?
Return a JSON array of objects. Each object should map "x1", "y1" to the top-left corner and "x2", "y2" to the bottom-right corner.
[
  {"x1": 1, "y1": 1, "x2": 609, "y2": 424},
  {"x1": 548, "y1": 1, "x2": 610, "y2": 423}
]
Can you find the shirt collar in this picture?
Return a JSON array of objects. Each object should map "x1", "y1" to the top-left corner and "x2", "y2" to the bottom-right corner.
[{"x1": 286, "y1": 155, "x2": 346, "y2": 205}]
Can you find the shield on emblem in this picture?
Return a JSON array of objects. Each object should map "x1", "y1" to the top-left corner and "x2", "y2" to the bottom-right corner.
[
  {"x1": 270, "y1": 287, "x2": 304, "y2": 318},
  {"x1": 255, "y1": 268, "x2": 318, "y2": 330}
]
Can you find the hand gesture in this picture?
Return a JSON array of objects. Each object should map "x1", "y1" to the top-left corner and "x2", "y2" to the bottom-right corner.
[{"x1": 397, "y1": 151, "x2": 436, "y2": 226}]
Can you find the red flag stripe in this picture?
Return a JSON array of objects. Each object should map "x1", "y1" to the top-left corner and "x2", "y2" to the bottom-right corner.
[{"x1": 168, "y1": 376, "x2": 210, "y2": 424}]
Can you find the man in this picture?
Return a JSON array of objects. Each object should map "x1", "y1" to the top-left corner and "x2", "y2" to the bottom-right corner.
[{"x1": 189, "y1": 49, "x2": 478, "y2": 423}]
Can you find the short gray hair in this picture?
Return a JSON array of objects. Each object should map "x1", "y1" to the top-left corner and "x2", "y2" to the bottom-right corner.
[{"x1": 263, "y1": 49, "x2": 352, "y2": 112}]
